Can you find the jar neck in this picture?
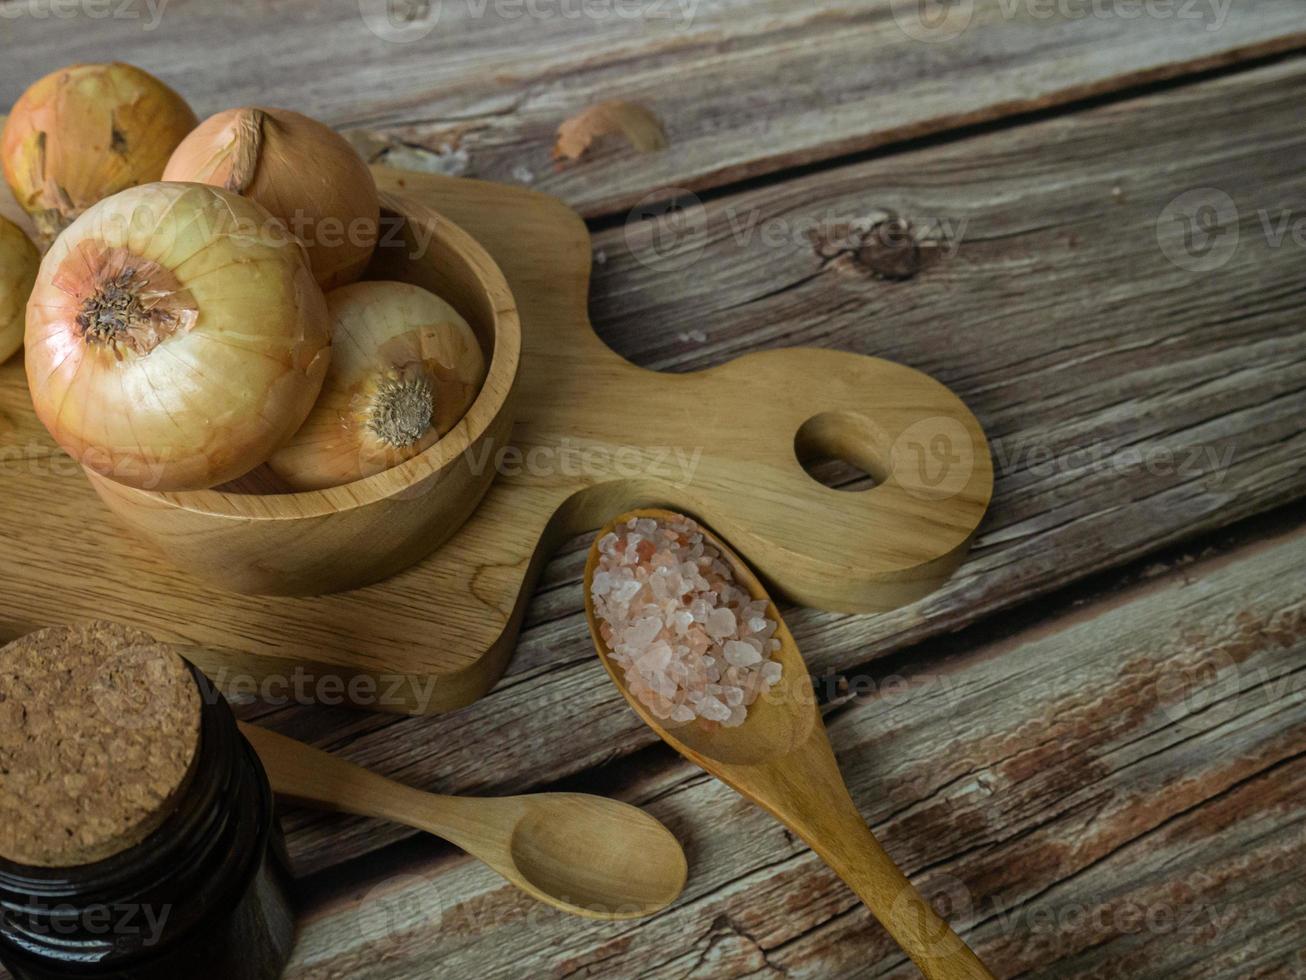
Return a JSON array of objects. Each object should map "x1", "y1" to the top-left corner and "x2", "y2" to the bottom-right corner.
[{"x1": 0, "y1": 665, "x2": 274, "y2": 968}]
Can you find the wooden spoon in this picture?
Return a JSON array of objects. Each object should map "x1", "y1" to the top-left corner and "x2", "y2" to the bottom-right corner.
[
  {"x1": 238, "y1": 722, "x2": 688, "y2": 921},
  {"x1": 584, "y1": 509, "x2": 995, "y2": 978}
]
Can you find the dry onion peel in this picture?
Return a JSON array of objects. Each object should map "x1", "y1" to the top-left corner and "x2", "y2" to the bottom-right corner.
[
  {"x1": 1, "y1": 63, "x2": 198, "y2": 250},
  {"x1": 0, "y1": 218, "x2": 39, "y2": 365},
  {"x1": 164, "y1": 107, "x2": 380, "y2": 291},
  {"x1": 267, "y1": 280, "x2": 485, "y2": 491},
  {"x1": 25, "y1": 182, "x2": 331, "y2": 492},
  {"x1": 553, "y1": 100, "x2": 667, "y2": 162}
]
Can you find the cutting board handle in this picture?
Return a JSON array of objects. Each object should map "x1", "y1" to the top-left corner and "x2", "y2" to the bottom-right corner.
[{"x1": 553, "y1": 344, "x2": 993, "y2": 614}]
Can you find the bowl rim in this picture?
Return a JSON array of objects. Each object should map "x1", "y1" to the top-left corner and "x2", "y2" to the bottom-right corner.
[{"x1": 120, "y1": 191, "x2": 521, "y2": 520}]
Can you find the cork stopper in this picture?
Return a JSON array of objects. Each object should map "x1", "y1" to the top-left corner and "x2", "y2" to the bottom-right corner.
[{"x1": 0, "y1": 623, "x2": 203, "y2": 867}]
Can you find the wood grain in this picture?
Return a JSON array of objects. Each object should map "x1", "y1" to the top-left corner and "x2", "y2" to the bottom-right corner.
[
  {"x1": 0, "y1": 3, "x2": 1303, "y2": 217},
  {"x1": 255, "y1": 57, "x2": 1306, "y2": 874},
  {"x1": 281, "y1": 510, "x2": 1306, "y2": 978}
]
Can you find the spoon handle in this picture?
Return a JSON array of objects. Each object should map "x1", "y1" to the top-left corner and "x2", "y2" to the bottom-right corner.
[
  {"x1": 237, "y1": 722, "x2": 506, "y2": 848},
  {"x1": 719, "y1": 732, "x2": 994, "y2": 980},
  {"x1": 796, "y1": 800, "x2": 993, "y2": 979}
]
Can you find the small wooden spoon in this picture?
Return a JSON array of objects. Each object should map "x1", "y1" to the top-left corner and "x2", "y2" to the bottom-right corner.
[
  {"x1": 584, "y1": 509, "x2": 995, "y2": 978},
  {"x1": 239, "y1": 722, "x2": 687, "y2": 920}
]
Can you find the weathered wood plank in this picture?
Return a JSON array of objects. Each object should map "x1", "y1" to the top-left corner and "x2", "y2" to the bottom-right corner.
[
  {"x1": 0, "y1": 2, "x2": 1303, "y2": 216},
  {"x1": 280, "y1": 510, "x2": 1306, "y2": 978},
  {"x1": 255, "y1": 56, "x2": 1306, "y2": 875}
]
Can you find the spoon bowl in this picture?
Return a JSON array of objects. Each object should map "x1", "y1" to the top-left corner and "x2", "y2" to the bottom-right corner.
[
  {"x1": 584, "y1": 508, "x2": 995, "y2": 978},
  {"x1": 585, "y1": 508, "x2": 816, "y2": 766},
  {"x1": 507, "y1": 794, "x2": 687, "y2": 916}
]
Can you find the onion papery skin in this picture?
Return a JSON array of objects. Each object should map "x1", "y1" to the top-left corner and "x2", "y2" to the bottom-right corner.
[
  {"x1": 268, "y1": 281, "x2": 485, "y2": 491},
  {"x1": 0, "y1": 218, "x2": 39, "y2": 365},
  {"x1": 164, "y1": 107, "x2": 380, "y2": 291},
  {"x1": 1, "y1": 63, "x2": 198, "y2": 250},
  {"x1": 25, "y1": 182, "x2": 331, "y2": 492}
]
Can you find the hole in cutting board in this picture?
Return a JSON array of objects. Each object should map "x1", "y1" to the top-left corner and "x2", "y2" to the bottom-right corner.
[{"x1": 794, "y1": 412, "x2": 888, "y2": 492}]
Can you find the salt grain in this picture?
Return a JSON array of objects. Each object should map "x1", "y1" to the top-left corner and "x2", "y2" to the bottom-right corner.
[
  {"x1": 706, "y1": 608, "x2": 736, "y2": 640},
  {"x1": 591, "y1": 514, "x2": 784, "y2": 728},
  {"x1": 723, "y1": 639, "x2": 762, "y2": 667}
]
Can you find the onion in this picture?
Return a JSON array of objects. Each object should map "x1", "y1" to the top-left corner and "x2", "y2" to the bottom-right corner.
[
  {"x1": 267, "y1": 281, "x2": 485, "y2": 491},
  {"x1": 1, "y1": 63, "x2": 198, "y2": 249},
  {"x1": 164, "y1": 107, "x2": 380, "y2": 291},
  {"x1": 25, "y1": 182, "x2": 331, "y2": 492},
  {"x1": 0, "y1": 218, "x2": 39, "y2": 365}
]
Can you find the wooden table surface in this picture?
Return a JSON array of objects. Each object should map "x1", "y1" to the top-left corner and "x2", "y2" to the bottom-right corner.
[{"x1": 3, "y1": 3, "x2": 1305, "y2": 978}]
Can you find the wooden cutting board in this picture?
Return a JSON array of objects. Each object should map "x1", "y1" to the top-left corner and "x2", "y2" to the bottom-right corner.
[{"x1": 0, "y1": 167, "x2": 992, "y2": 714}]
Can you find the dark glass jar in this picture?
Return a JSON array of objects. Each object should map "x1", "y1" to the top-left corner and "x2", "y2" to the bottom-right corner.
[{"x1": 0, "y1": 666, "x2": 295, "y2": 980}]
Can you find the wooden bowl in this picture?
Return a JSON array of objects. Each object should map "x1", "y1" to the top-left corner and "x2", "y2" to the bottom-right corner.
[{"x1": 85, "y1": 193, "x2": 521, "y2": 597}]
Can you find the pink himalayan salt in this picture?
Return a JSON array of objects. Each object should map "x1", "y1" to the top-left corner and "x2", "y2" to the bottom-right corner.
[{"x1": 592, "y1": 515, "x2": 782, "y2": 728}]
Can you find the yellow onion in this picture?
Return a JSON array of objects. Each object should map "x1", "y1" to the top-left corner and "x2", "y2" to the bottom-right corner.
[
  {"x1": 268, "y1": 281, "x2": 485, "y2": 491},
  {"x1": 1, "y1": 63, "x2": 198, "y2": 249},
  {"x1": 164, "y1": 107, "x2": 379, "y2": 291},
  {"x1": 25, "y1": 182, "x2": 331, "y2": 492},
  {"x1": 0, "y1": 218, "x2": 39, "y2": 365}
]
